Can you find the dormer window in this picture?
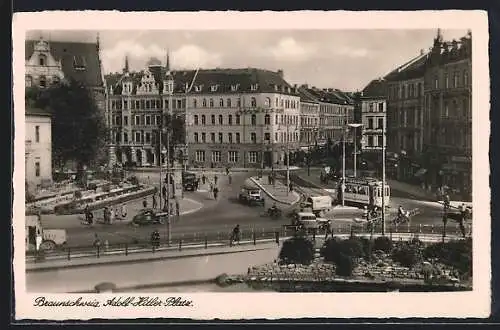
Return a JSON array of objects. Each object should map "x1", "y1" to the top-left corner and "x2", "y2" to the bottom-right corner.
[
  {"x1": 210, "y1": 85, "x2": 218, "y2": 92},
  {"x1": 73, "y1": 55, "x2": 87, "y2": 71},
  {"x1": 195, "y1": 85, "x2": 202, "y2": 92},
  {"x1": 250, "y1": 84, "x2": 259, "y2": 91},
  {"x1": 38, "y1": 54, "x2": 47, "y2": 66},
  {"x1": 274, "y1": 85, "x2": 279, "y2": 91},
  {"x1": 39, "y1": 76, "x2": 47, "y2": 88},
  {"x1": 231, "y1": 84, "x2": 239, "y2": 92}
]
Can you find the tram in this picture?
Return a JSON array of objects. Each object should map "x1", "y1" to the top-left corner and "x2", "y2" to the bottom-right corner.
[{"x1": 340, "y1": 177, "x2": 390, "y2": 208}]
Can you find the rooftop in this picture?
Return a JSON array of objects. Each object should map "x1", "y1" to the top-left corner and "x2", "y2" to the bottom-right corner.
[{"x1": 26, "y1": 107, "x2": 51, "y2": 117}]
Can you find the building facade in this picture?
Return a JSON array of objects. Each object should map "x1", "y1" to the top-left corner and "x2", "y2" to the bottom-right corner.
[
  {"x1": 298, "y1": 88, "x2": 320, "y2": 149},
  {"x1": 25, "y1": 108, "x2": 52, "y2": 191},
  {"x1": 423, "y1": 30, "x2": 472, "y2": 195},
  {"x1": 360, "y1": 97, "x2": 387, "y2": 152},
  {"x1": 105, "y1": 62, "x2": 302, "y2": 169}
]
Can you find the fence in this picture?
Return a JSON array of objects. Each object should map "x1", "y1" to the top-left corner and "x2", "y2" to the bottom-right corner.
[{"x1": 26, "y1": 222, "x2": 468, "y2": 263}]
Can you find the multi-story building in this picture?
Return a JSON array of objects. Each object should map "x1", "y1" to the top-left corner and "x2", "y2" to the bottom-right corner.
[
  {"x1": 359, "y1": 79, "x2": 387, "y2": 154},
  {"x1": 423, "y1": 30, "x2": 472, "y2": 195},
  {"x1": 25, "y1": 36, "x2": 106, "y2": 111},
  {"x1": 301, "y1": 87, "x2": 355, "y2": 145},
  {"x1": 298, "y1": 87, "x2": 320, "y2": 149},
  {"x1": 105, "y1": 62, "x2": 302, "y2": 169},
  {"x1": 25, "y1": 107, "x2": 52, "y2": 191},
  {"x1": 386, "y1": 50, "x2": 428, "y2": 180}
]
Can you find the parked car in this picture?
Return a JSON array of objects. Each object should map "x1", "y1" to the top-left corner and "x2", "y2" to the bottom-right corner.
[
  {"x1": 182, "y1": 171, "x2": 197, "y2": 191},
  {"x1": 131, "y1": 208, "x2": 168, "y2": 226}
]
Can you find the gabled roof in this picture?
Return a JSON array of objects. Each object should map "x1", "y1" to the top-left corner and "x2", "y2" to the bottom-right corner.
[
  {"x1": 361, "y1": 78, "x2": 387, "y2": 98},
  {"x1": 303, "y1": 88, "x2": 354, "y2": 106},
  {"x1": 384, "y1": 52, "x2": 429, "y2": 82},
  {"x1": 298, "y1": 87, "x2": 319, "y2": 104},
  {"x1": 25, "y1": 39, "x2": 104, "y2": 88},
  {"x1": 106, "y1": 67, "x2": 298, "y2": 96},
  {"x1": 26, "y1": 107, "x2": 51, "y2": 117}
]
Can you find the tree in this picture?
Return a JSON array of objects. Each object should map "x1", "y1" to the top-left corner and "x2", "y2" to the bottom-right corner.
[
  {"x1": 155, "y1": 114, "x2": 186, "y2": 165},
  {"x1": 27, "y1": 79, "x2": 108, "y2": 184},
  {"x1": 279, "y1": 236, "x2": 314, "y2": 265}
]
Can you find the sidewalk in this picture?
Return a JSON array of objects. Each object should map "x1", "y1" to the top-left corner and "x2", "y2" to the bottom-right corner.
[
  {"x1": 250, "y1": 176, "x2": 301, "y2": 205},
  {"x1": 388, "y1": 180, "x2": 437, "y2": 201}
]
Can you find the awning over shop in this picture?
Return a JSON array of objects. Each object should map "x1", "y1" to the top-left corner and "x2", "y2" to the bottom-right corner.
[{"x1": 414, "y1": 168, "x2": 428, "y2": 177}]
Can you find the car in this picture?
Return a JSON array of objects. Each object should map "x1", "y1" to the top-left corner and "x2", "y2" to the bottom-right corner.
[
  {"x1": 238, "y1": 179, "x2": 265, "y2": 206},
  {"x1": 182, "y1": 172, "x2": 197, "y2": 191},
  {"x1": 131, "y1": 208, "x2": 168, "y2": 226}
]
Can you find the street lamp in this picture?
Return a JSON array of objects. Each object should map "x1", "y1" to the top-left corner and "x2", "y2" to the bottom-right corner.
[
  {"x1": 347, "y1": 123, "x2": 363, "y2": 178},
  {"x1": 381, "y1": 120, "x2": 387, "y2": 236}
]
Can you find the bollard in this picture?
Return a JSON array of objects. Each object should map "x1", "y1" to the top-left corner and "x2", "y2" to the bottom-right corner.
[
  {"x1": 67, "y1": 248, "x2": 71, "y2": 261},
  {"x1": 125, "y1": 243, "x2": 128, "y2": 256},
  {"x1": 419, "y1": 224, "x2": 422, "y2": 233},
  {"x1": 395, "y1": 224, "x2": 398, "y2": 233},
  {"x1": 253, "y1": 231, "x2": 256, "y2": 245},
  {"x1": 179, "y1": 240, "x2": 182, "y2": 251},
  {"x1": 205, "y1": 236, "x2": 208, "y2": 249},
  {"x1": 389, "y1": 227, "x2": 393, "y2": 240},
  {"x1": 262, "y1": 227, "x2": 265, "y2": 237},
  {"x1": 275, "y1": 231, "x2": 280, "y2": 245},
  {"x1": 431, "y1": 225, "x2": 434, "y2": 233},
  {"x1": 312, "y1": 230, "x2": 316, "y2": 241},
  {"x1": 97, "y1": 246, "x2": 100, "y2": 258}
]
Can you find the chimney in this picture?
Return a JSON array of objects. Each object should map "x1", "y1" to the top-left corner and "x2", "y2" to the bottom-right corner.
[
  {"x1": 420, "y1": 49, "x2": 425, "y2": 55},
  {"x1": 277, "y1": 69, "x2": 284, "y2": 78}
]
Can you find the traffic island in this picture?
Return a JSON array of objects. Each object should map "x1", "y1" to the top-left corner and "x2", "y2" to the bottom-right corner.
[{"x1": 250, "y1": 177, "x2": 301, "y2": 205}]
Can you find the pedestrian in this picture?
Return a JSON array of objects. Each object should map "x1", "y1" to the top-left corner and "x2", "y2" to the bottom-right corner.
[
  {"x1": 228, "y1": 174, "x2": 232, "y2": 185},
  {"x1": 195, "y1": 178, "x2": 200, "y2": 191},
  {"x1": 268, "y1": 174, "x2": 272, "y2": 185},
  {"x1": 121, "y1": 203, "x2": 127, "y2": 219},
  {"x1": 175, "y1": 199, "x2": 180, "y2": 217},
  {"x1": 152, "y1": 194, "x2": 157, "y2": 209},
  {"x1": 103, "y1": 207, "x2": 109, "y2": 224},
  {"x1": 226, "y1": 166, "x2": 230, "y2": 176},
  {"x1": 209, "y1": 182, "x2": 214, "y2": 198},
  {"x1": 143, "y1": 198, "x2": 148, "y2": 209},
  {"x1": 231, "y1": 224, "x2": 241, "y2": 245},
  {"x1": 289, "y1": 182, "x2": 293, "y2": 192},
  {"x1": 324, "y1": 220, "x2": 333, "y2": 239},
  {"x1": 459, "y1": 203, "x2": 467, "y2": 238},
  {"x1": 202, "y1": 173, "x2": 206, "y2": 185},
  {"x1": 109, "y1": 207, "x2": 115, "y2": 224},
  {"x1": 213, "y1": 186, "x2": 219, "y2": 200},
  {"x1": 115, "y1": 205, "x2": 120, "y2": 221},
  {"x1": 93, "y1": 233, "x2": 101, "y2": 249},
  {"x1": 214, "y1": 175, "x2": 218, "y2": 185},
  {"x1": 162, "y1": 185, "x2": 167, "y2": 203},
  {"x1": 84, "y1": 205, "x2": 90, "y2": 223},
  {"x1": 35, "y1": 227, "x2": 43, "y2": 252}
]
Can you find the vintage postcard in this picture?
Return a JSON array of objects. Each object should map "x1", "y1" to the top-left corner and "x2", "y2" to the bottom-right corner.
[{"x1": 12, "y1": 10, "x2": 490, "y2": 320}]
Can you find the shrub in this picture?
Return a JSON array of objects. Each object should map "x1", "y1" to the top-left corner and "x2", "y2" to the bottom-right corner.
[
  {"x1": 373, "y1": 236, "x2": 393, "y2": 253},
  {"x1": 321, "y1": 237, "x2": 364, "y2": 262},
  {"x1": 423, "y1": 239, "x2": 472, "y2": 276},
  {"x1": 392, "y1": 244, "x2": 422, "y2": 268},
  {"x1": 360, "y1": 237, "x2": 374, "y2": 260},
  {"x1": 335, "y1": 253, "x2": 354, "y2": 277},
  {"x1": 321, "y1": 238, "x2": 341, "y2": 263},
  {"x1": 74, "y1": 191, "x2": 82, "y2": 199},
  {"x1": 127, "y1": 176, "x2": 139, "y2": 186},
  {"x1": 102, "y1": 184, "x2": 111, "y2": 193},
  {"x1": 279, "y1": 236, "x2": 314, "y2": 265}
]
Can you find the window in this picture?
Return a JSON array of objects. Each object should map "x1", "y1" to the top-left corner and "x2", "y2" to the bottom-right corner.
[
  {"x1": 25, "y1": 75, "x2": 32, "y2": 87},
  {"x1": 35, "y1": 162, "x2": 40, "y2": 177},
  {"x1": 115, "y1": 132, "x2": 120, "y2": 143},
  {"x1": 251, "y1": 97, "x2": 257, "y2": 107},
  {"x1": 276, "y1": 98, "x2": 279, "y2": 107},
  {"x1": 444, "y1": 103, "x2": 449, "y2": 117},
  {"x1": 248, "y1": 151, "x2": 258, "y2": 163},
  {"x1": 368, "y1": 136, "x2": 374, "y2": 147},
  {"x1": 73, "y1": 55, "x2": 86, "y2": 70},
  {"x1": 402, "y1": 85, "x2": 406, "y2": 99},
  {"x1": 218, "y1": 133, "x2": 223, "y2": 143},
  {"x1": 135, "y1": 115, "x2": 141, "y2": 125},
  {"x1": 195, "y1": 150, "x2": 205, "y2": 162},
  {"x1": 194, "y1": 115, "x2": 199, "y2": 125},
  {"x1": 38, "y1": 54, "x2": 46, "y2": 66},
  {"x1": 228, "y1": 151, "x2": 239, "y2": 163},
  {"x1": 35, "y1": 126, "x2": 40, "y2": 143},
  {"x1": 236, "y1": 115, "x2": 241, "y2": 125},
  {"x1": 203, "y1": 99, "x2": 207, "y2": 107},
  {"x1": 378, "y1": 135, "x2": 383, "y2": 147},
  {"x1": 210, "y1": 133, "x2": 215, "y2": 143},
  {"x1": 236, "y1": 132, "x2": 241, "y2": 143},
  {"x1": 219, "y1": 98, "x2": 224, "y2": 107},
  {"x1": 135, "y1": 132, "x2": 141, "y2": 142},
  {"x1": 264, "y1": 114, "x2": 271, "y2": 125},
  {"x1": 231, "y1": 84, "x2": 239, "y2": 92},
  {"x1": 194, "y1": 133, "x2": 199, "y2": 143},
  {"x1": 146, "y1": 116, "x2": 151, "y2": 125},
  {"x1": 212, "y1": 151, "x2": 221, "y2": 163},
  {"x1": 193, "y1": 99, "x2": 197, "y2": 108},
  {"x1": 251, "y1": 132, "x2": 257, "y2": 143},
  {"x1": 265, "y1": 97, "x2": 271, "y2": 107},
  {"x1": 369, "y1": 103, "x2": 374, "y2": 112},
  {"x1": 464, "y1": 71, "x2": 469, "y2": 86},
  {"x1": 434, "y1": 77, "x2": 439, "y2": 89},
  {"x1": 378, "y1": 103, "x2": 384, "y2": 112},
  {"x1": 124, "y1": 133, "x2": 128, "y2": 143},
  {"x1": 209, "y1": 99, "x2": 214, "y2": 107},
  {"x1": 201, "y1": 115, "x2": 206, "y2": 125},
  {"x1": 454, "y1": 73, "x2": 459, "y2": 88},
  {"x1": 124, "y1": 116, "x2": 129, "y2": 125},
  {"x1": 39, "y1": 76, "x2": 46, "y2": 88},
  {"x1": 218, "y1": 115, "x2": 223, "y2": 125},
  {"x1": 250, "y1": 84, "x2": 258, "y2": 91},
  {"x1": 378, "y1": 118, "x2": 384, "y2": 129},
  {"x1": 228, "y1": 133, "x2": 233, "y2": 143},
  {"x1": 211, "y1": 85, "x2": 218, "y2": 92},
  {"x1": 445, "y1": 73, "x2": 449, "y2": 88},
  {"x1": 251, "y1": 114, "x2": 256, "y2": 126},
  {"x1": 211, "y1": 115, "x2": 216, "y2": 125},
  {"x1": 228, "y1": 115, "x2": 233, "y2": 125},
  {"x1": 145, "y1": 133, "x2": 151, "y2": 143},
  {"x1": 265, "y1": 132, "x2": 270, "y2": 141},
  {"x1": 368, "y1": 118, "x2": 373, "y2": 129},
  {"x1": 227, "y1": 98, "x2": 232, "y2": 107},
  {"x1": 237, "y1": 98, "x2": 241, "y2": 107}
]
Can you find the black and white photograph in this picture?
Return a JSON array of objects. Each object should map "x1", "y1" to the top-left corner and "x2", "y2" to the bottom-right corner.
[{"x1": 13, "y1": 11, "x2": 490, "y2": 320}]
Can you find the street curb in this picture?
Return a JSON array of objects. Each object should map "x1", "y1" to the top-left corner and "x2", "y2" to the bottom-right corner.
[
  {"x1": 179, "y1": 198, "x2": 204, "y2": 216},
  {"x1": 249, "y1": 177, "x2": 300, "y2": 206},
  {"x1": 26, "y1": 241, "x2": 280, "y2": 272}
]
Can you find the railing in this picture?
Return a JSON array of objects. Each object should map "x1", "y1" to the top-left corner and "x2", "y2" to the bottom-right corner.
[{"x1": 26, "y1": 223, "x2": 469, "y2": 263}]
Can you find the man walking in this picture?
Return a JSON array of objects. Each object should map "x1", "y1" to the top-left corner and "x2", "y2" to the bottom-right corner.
[
  {"x1": 175, "y1": 199, "x2": 180, "y2": 218},
  {"x1": 152, "y1": 193, "x2": 157, "y2": 209},
  {"x1": 459, "y1": 203, "x2": 468, "y2": 238}
]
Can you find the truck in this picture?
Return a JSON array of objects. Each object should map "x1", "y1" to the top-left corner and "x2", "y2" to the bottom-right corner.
[
  {"x1": 238, "y1": 179, "x2": 265, "y2": 206},
  {"x1": 25, "y1": 215, "x2": 67, "y2": 252},
  {"x1": 303, "y1": 195, "x2": 333, "y2": 217}
]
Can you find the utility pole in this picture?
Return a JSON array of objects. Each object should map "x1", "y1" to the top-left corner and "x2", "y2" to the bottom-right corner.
[
  {"x1": 286, "y1": 118, "x2": 290, "y2": 196},
  {"x1": 341, "y1": 129, "x2": 346, "y2": 207},
  {"x1": 159, "y1": 127, "x2": 163, "y2": 211},
  {"x1": 166, "y1": 127, "x2": 171, "y2": 246}
]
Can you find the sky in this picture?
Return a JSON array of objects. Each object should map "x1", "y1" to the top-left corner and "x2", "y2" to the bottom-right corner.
[{"x1": 26, "y1": 29, "x2": 468, "y2": 91}]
